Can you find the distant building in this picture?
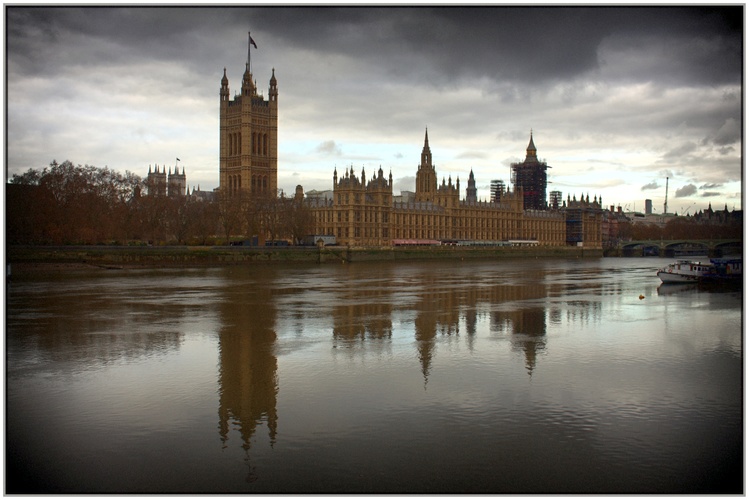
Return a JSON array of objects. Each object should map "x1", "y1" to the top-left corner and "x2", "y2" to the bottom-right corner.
[
  {"x1": 490, "y1": 179, "x2": 506, "y2": 204},
  {"x1": 549, "y1": 190, "x2": 563, "y2": 210},
  {"x1": 305, "y1": 189, "x2": 335, "y2": 204},
  {"x1": 645, "y1": 199, "x2": 653, "y2": 215},
  {"x1": 146, "y1": 164, "x2": 186, "y2": 197},
  {"x1": 188, "y1": 186, "x2": 217, "y2": 202}
]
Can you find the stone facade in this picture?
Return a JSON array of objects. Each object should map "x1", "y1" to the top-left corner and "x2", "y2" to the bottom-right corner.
[
  {"x1": 219, "y1": 33, "x2": 278, "y2": 199},
  {"x1": 306, "y1": 130, "x2": 599, "y2": 248},
  {"x1": 147, "y1": 164, "x2": 186, "y2": 197}
]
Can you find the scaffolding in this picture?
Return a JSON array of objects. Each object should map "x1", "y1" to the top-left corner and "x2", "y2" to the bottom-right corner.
[
  {"x1": 511, "y1": 160, "x2": 549, "y2": 210},
  {"x1": 549, "y1": 190, "x2": 562, "y2": 210},
  {"x1": 490, "y1": 179, "x2": 506, "y2": 203},
  {"x1": 565, "y1": 207, "x2": 583, "y2": 245}
]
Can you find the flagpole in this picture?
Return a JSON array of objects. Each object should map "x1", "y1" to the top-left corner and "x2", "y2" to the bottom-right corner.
[{"x1": 248, "y1": 31, "x2": 252, "y2": 73}]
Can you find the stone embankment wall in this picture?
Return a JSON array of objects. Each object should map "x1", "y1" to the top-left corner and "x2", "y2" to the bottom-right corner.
[{"x1": 8, "y1": 245, "x2": 602, "y2": 270}]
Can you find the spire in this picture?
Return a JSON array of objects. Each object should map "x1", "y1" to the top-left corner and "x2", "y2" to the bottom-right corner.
[
  {"x1": 420, "y1": 127, "x2": 432, "y2": 169},
  {"x1": 526, "y1": 130, "x2": 537, "y2": 161},
  {"x1": 241, "y1": 33, "x2": 255, "y2": 97}
]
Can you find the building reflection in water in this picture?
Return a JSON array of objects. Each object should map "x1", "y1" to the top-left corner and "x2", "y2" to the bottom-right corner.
[
  {"x1": 214, "y1": 263, "x2": 607, "y2": 457},
  {"x1": 495, "y1": 308, "x2": 547, "y2": 376},
  {"x1": 332, "y1": 287, "x2": 393, "y2": 350},
  {"x1": 216, "y1": 267, "x2": 279, "y2": 481}
]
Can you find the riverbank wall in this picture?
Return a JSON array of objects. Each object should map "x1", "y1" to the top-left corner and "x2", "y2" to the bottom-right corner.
[{"x1": 7, "y1": 245, "x2": 603, "y2": 270}]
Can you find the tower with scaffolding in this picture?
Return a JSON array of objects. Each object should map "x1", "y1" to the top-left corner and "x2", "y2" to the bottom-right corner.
[
  {"x1": 565, "y1": 193, "x2": 603, "y2": 246},
  {"x1": 490, "y1": 179, "x2": 506, "y2": 203},
  {"x1": 511, "y1": 131, "x2": 549, "y2": 210},
  {"x1": 549, "y1": 190, "x2": 563, "y2": 210}
]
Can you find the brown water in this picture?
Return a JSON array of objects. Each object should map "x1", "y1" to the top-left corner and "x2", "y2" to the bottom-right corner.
[{"x1": 6, "y1": 257, "x2": 743, "y2": 493}]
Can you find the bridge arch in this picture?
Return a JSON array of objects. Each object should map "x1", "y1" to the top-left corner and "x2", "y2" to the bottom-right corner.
[
  {"x1": 714, "y1": 240, "x2": 742, "y2": 257},
  {"x1": 664, "y1": 241, "x2": 709, "y2": 257}
]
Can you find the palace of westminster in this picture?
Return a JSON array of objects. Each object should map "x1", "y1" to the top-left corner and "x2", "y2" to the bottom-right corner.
[{"x1": 153, "y1": 35, "x2": 603, "y2": 248}]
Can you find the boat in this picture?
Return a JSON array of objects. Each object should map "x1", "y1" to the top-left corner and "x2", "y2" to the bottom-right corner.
[
  {"x1": 657, "y1": 258, "x2": 742, "y2": 284},
  {"x1": 707, "y1": 257, "x2": 742, "y2": 283},
  {"x1": 657, "y1": 260, "x2": 717, "y2": 283}
]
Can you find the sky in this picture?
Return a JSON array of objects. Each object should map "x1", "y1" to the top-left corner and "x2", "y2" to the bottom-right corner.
[{"x1": 5, "y1": 4, "x2": 744, "y2": 214}]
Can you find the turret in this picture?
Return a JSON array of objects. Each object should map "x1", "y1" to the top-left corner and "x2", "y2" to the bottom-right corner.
[
  {"x1": 220, "y1": 67, "x2": 229, "y2": 102},
  {"x1": 269, "y1": 68, "x2": 278, "y2": 102},
  {"x1": 466, "y1": 169, "x2": 477, "y2": 203}
]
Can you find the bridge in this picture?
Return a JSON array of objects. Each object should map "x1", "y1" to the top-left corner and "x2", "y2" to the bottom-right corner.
[{"x1": 616, "y1": 239, "x2": 742, "y2": 257}]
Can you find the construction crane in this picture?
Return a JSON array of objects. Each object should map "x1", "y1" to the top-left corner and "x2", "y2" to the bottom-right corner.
[{"x1": 663, "y1": 177, "x2": 669, "y2": 214}]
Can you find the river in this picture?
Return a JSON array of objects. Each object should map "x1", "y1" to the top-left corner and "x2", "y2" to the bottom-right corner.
[{"x1": 6, "y1": 257, "x2": 743, "y2": 493}]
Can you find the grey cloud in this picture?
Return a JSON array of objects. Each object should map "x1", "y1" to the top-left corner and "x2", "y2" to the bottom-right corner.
[
  {"x1": 662, "y1": 142, "x2": 698, "y2": 160},
  {"x1": 393, "y1": 175, "x2": 415, "y2": 194},
  {"x1": 315, "y1": 140, "x2": 343, "y2": 156},
  {"x1": 641, "y1": 181, "x2": 660, "y2": 191},
  {"x1": 457, "y1": 151, "x2": 488, "y2": 160},
  {"x1": 701, "y1": 191, "x2": 721, "y2": 197},
  {"x1": 675, "y1": 184, "x2": 697, "y2": 198},
  {"x1": 713, "y1": 118, "x2": 740, "y2": 146},
  {"x1": 700, "y1": 183, "x2": 722, "y2": 189},
  {"x1": 9, "y1": 6, "x2": 741, "y2": 88}
]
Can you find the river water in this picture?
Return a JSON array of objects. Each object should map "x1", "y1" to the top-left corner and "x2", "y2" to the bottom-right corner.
[{"x1": 6, "y1": 257, "x2": 743, "y2": 493}]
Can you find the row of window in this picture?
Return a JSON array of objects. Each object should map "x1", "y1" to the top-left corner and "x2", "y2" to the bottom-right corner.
[
  {"x1": 227, "y1": 174, "x2": 270, "y2": 193},
  {"x1": 227, "y1": 132, "x2": 271, "y2": 156}
]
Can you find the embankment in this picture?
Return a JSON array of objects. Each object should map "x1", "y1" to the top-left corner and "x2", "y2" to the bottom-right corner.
[{"x1": 7, "y1": 245, "x2": 603, "y2": 272}]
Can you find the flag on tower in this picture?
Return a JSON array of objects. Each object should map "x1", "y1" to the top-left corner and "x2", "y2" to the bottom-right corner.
[
  {"x1": 176, "y1": 157, "x2": 181, "y2": 162},
  {"x1": 250, "y1": 36, "x2": 257, "y2": 49}
]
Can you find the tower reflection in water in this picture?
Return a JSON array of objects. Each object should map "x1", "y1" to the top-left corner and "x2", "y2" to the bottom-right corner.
[{"x1": 216, "y1": 267, "x2": 279, "y2": 482}]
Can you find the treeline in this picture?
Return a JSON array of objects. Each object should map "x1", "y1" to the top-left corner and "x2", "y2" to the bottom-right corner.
[
  {"x1": 7, "y1": 160, "x2": 313, "y2": 245},
  {"x1": 617, "y1": 217, "x2": 742, "y2": 242}
]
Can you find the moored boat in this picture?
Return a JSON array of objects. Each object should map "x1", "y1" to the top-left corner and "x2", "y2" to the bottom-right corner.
[
  {"x1": 706, "y1": 257, "x2": 742, "y2": 284},
  {"x1": 657, "y1": 260, "x2": 717, "y2": 283},
  {"x1": 657, "y1": 257, "x2": 742, "y2": 284}
]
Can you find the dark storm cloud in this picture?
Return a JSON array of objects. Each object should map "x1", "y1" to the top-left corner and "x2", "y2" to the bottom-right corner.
[
  {"x1": 251, "y1": 6, "x2": 741, "y2": 85},
  {"x1": 8, "y1": 6, "x2": 742, "y2": 86}
]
